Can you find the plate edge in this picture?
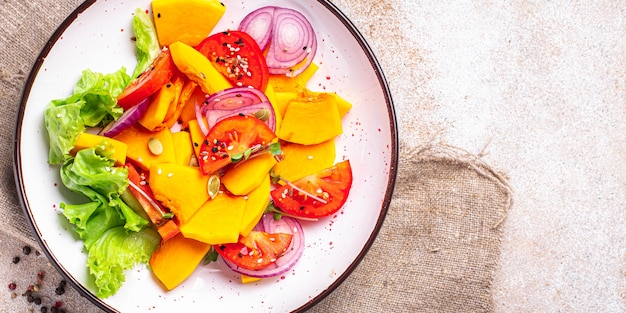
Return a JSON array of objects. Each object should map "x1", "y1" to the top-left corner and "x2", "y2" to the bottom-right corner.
[{"x1": 12, "y1": 0, "x2": 119, "y2": 312}]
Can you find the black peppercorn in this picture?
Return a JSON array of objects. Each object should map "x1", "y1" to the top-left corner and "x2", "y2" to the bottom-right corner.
[
  {"x1": 12, "y1": 256, "x2": 20, "y2": 264},
  {"x1": 23, "y1": 246, "x2": 32, "y2": 255}
]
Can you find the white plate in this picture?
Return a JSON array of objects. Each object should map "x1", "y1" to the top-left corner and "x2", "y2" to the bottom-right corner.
[{"x1": 14, "y1": 0, "x2": 397, "y2": 312}]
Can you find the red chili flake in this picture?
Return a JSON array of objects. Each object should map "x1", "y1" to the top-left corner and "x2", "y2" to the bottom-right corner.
[{"x1": 8, "y1": 282, "x2": 16, "y2": 290}]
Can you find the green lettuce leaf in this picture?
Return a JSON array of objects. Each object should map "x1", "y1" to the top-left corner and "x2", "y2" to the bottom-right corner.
[
  {"x1": 63, "y1": 147, "x2": 128, "y2": 198},
  {"x1": 86, "y1": 226, "x2": 160, "y2": 298},
  {"x1": 59, "y1": 146, "x2": 156, "y2": 297},
  {"x1": 60, "y1": 147, "x2": 148, "y2": 232},
  {"x1": 60, "y1": 201, "x2": 125, "y2": 250},
  {"x1": 131, "y1": 8, "x2": 160, "y2": 78},
  {"x1": 44, "y1": 68, "x2": 130, "y2": 164},
  {"x1": 45, "y1": 100, "x2": 85, "y2": 165}
]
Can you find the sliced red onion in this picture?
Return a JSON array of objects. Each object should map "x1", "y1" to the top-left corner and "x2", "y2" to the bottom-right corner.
[
  {"x1": 197, "y1": 87, "x2": 276, "y2": 132},
  {"x1": 239, "y1": 6, "x2": 317, "y2": 77},
  {"x1": 194, "y1": 98, "x2": 210, "y2": 136},
  {"x1": 238, "y1": 6, "x2": 274, "y2": 50},
  {"x1": 101, "y1": 97, "x2": 150, "y2": 137},
  {"x1": 223, "y1": 214, "x2": 304, "y2": 278}
]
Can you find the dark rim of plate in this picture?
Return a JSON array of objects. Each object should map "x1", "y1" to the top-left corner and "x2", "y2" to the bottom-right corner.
[{"x1": 12, "y1": 1, "x2": 398, "y2": 312}]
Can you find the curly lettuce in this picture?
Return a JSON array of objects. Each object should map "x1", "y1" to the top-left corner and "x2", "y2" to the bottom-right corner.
[
  {"x1": 86, "y1": 226, "x2": 160, "y2": 298},
  {"x1": 59, "y1": 147, "x2": 157, "y2": 298},
  {"x1": 44, "y1": 68, "x2": 130, "y2": 164}
]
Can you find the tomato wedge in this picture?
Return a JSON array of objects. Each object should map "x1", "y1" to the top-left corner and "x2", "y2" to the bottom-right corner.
[
  {"x1": 215, "y1": 231, "x2": 292, "y2": 270},
  {"x1": 198, "y1": 114, "x2": 276, "y2": 175},
  {"x1": 271, "y1": 160, "x2": 353, "y2": 218},
  {"x1": 195, "y1": 30, "x2": 269, "y2": 92},
  {"x1": 117, "y1": 48, "x2": 176, "y2": 110}
]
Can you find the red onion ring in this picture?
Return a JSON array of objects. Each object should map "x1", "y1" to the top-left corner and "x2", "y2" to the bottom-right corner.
[
  {"x1": 222, "y1": 214, "x2": 304, "y2": 278},
  {"x1": 100, "y1": 97, "x2": 150, "y2": 137},
  {"x1": 205, "y1": 101, "x2": 274, "y2": 130},
  {"x1": 238, "y1": 6, "x2": 274, "y2": 50},
  {"x1": 239, "y1": 6, "x2": 317, "y2": 77},
  {"x1": 196, "y1": 87, "x2": 276, "y2": 133}
]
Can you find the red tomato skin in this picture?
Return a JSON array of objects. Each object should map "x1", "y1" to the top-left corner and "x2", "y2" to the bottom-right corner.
[
  {"x1": 198, "y1": 114, "x2": 276, "y2": 175},
  {"x1": 215, "y1": 232, "x2": 292, "y2": 270},
  {"x1": 195, "y1": 30, "x2": 269, "y2": 92},
  {"x1": 271, "y1": 160, "x2": 353, "y2": 218},
  {"x1": 117, "y1": 49, "x2": 176, "y2": 110}
]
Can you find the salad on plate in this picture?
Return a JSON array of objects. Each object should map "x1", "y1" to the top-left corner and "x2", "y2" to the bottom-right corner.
[{"x1": 43, "y1": 0, "x2": 355, "y2": 298}]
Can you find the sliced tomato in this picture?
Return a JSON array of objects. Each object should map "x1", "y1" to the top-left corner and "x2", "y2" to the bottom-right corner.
[
  {"x1": 117, "y1": 49, "x2": 176, "y2": 110},
  {"x1": 215, "y1": 231, "x2": 292, "y2": 270},
  {"x1": 195, "y1": 30, "x2": 269, "y2": 92},
  {"x1": 198, "y1": 114, "x2": 276, "y2": 175},
  {"x1": 271, "y1": 160, "x2": 353, "y2": 218}
]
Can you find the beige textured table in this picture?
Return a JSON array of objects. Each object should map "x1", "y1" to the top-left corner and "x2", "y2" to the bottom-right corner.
[{"x1": 1, "y1": 0, "x2": 625, "y2": 312}]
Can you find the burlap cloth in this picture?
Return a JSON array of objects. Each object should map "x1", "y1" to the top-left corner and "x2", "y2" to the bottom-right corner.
[{"x1": 0, "y1": 0, "x2": 515, "y2": 312}]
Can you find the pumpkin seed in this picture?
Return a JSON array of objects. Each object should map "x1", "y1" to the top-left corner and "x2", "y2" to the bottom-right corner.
[
  {"x1": 207, "y1": 174, "x2": 220, "y2": 199},
  {"x1": 148, "y1": 138, "x2": 163, "y2": 155},
  {"x1": 254, "y1": 108, "x2": 271, "y2": 122}
]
